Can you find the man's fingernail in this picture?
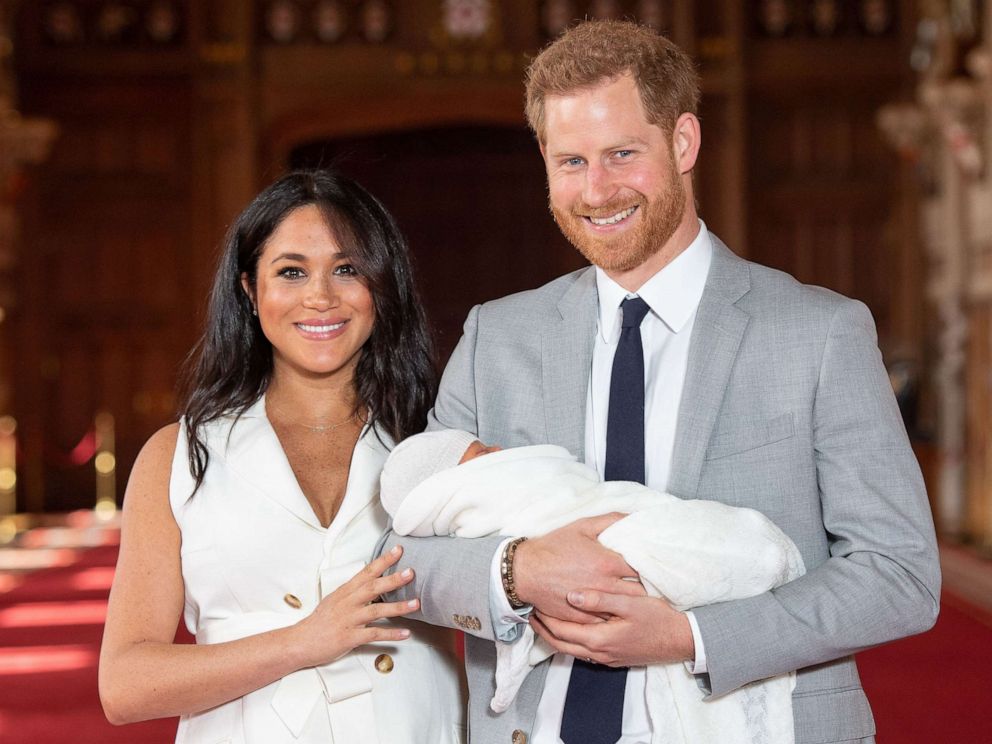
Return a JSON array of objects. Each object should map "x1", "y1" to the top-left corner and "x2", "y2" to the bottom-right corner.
[
  {"x1": 390, "y1": 545, "x2": 401, "y2": 555},
  {"x1": 568, "y1": 591, "x2": 585, "y2": 606},
  {"x1": 401, "y1": 568, "x2": 413, "y2": 578}
]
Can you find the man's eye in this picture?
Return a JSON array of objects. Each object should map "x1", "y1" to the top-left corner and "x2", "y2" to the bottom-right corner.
[{"x1": 616, "y1": 150, "x2": 632, "y2": 158}]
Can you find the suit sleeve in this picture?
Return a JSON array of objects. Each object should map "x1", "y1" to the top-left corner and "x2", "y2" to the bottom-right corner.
[
  {"x1": 376, "y1": 305, "x2": 507, "y2": 640},
  {"x1": 691, "y1": 299, "x2": 941, "y2": 696}
]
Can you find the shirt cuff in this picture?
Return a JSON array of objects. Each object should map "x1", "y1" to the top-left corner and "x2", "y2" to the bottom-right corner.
[
  {"x1": 683, "y1": 610, "x2": 707, "y2": 674},
  {"x1": 488, "y1": 537, "x2": 532, "y2": 643}
]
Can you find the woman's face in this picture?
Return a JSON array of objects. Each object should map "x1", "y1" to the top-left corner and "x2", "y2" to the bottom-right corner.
[{"x1": 243, "y1": 204, "x2": 375, "y2": 383}]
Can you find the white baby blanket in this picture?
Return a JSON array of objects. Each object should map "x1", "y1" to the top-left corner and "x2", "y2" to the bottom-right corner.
[{"x1": 384, "y1": 444, "x2": 805, "y2": 744}]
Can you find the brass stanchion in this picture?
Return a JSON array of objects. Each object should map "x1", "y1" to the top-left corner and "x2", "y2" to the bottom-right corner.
[
  {"x1": 0, "y1": 415, "x2": 16, "y2": 543},
  {"x1": 94, "y1": 411, "x2": 117, "y2": 521}
]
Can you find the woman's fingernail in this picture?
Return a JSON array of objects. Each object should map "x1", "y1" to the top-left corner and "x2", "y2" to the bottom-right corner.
[
  {"x1": 401, "y1": 568, "x2": 413, "y2": 578},
  {"x1": 400, "y1": 629, "x2": 411, "y2": 637},
  {"x1": 390, "y1": 545, "x2": 401, "y2": 555},
  {"x1": 407, "y1": 599, "x2": 419, "y2": 608}
]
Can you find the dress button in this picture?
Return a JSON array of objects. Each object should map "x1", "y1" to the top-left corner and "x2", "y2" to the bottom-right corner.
[
  {"x1": 374, "y1": 653, "x2": 394, "y2": 674},
  {"x1": 511, "y1": 730, "x2": 527, "y2": 744},
  {"x1": 283, "y1": 593, "x2": 303, "y2": 609}
]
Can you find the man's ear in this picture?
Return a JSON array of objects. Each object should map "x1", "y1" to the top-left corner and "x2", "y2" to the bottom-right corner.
[{"x1": 672, "y1": 113, "x2": 701, "y2": 174}]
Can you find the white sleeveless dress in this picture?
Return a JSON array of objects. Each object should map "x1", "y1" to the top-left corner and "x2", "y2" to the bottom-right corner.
[{"x1": 169, "y1": 397, "x2": 466, "y2": 744}]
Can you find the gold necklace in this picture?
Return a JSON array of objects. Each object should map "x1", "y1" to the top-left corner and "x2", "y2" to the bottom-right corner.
[{"x1": 266, "y1": 400, "x2": 360, "y2": 433}]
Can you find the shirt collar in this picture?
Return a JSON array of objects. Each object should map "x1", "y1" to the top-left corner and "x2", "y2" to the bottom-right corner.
[{"x1": 595, "y1": 220, "x2": 713, "y2": 343}]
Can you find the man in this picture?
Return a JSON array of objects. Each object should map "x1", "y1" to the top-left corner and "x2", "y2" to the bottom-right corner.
[{"x1": 383, "y1": 20, "x2": 940, "y2": 744}]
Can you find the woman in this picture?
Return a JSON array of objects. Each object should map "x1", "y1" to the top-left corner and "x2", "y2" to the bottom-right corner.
[{"x1": 99, "y1": 170, "x2": 466, "y2": 743}]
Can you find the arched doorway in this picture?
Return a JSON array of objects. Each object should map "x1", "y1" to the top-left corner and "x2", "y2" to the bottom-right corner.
[{"x1": 291, "y1": 124, "x2": 585, "y2": 360}]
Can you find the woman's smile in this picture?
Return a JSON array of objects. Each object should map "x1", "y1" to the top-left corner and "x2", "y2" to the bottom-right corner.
[{"x1": 295, "y1": 318, "x2": 348, "y2": 339}]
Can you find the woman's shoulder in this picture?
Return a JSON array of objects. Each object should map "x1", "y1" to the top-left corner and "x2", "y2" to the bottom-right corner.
[
  {"x1": 119, "y1": 423, "x2": 183, "y2": 525},
  {"x1": 131, "y1": 423, "x2": 182, "y2": 487},
  {"x1": 148, "y1": 421, "x2": 182, "y2": 448}
]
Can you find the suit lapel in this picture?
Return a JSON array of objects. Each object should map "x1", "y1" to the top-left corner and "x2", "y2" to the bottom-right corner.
[
  {"x1": 542, "y1": 268, "x2": 598, "y2": 460},
  {"x1": 668, "y1": 237, "x2": 751, "y2": 499},
  {"x1": 221, "y1": 397, "x2": 325, "y2": 530},
  {"x1": 325, "y1": 427, "x2": 390, "y2": 542},
  {"x1": 222, "y1": 399, "x2": 388, "y2": 536}
]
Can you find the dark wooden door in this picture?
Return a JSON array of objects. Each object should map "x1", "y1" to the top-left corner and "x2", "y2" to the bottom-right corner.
[{"x1": 292, "y1": 125, "x2": 586, "y2": 361}]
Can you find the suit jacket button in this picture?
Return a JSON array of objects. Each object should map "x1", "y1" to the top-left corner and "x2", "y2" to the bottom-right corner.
[
  {"x1": 283, "y1": 593, "x2": 302, "y2": 609},
  {"x1": 511, "y1": 730, "x2": 527, "y2": 744},
  {"x1": 374, "y1": 653, "x2": 394, "y2": 674}
]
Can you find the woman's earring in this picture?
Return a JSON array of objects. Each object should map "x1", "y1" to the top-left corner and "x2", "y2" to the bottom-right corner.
[{"x1": 252, "y1": 307, "x2": 258, "y2": 317}]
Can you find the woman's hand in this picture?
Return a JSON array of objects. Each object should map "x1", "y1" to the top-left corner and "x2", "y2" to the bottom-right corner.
[{"x1": 291, "y1": 545, "x2": 420, "y2": 668}]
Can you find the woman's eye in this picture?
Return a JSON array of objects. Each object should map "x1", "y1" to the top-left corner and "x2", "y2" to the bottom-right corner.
[
  {"x1": 333, "y1": 264, "x2": 359, "y2": 276},
  {"x1": 277, "y1": 267, "x2": 305, "y2": 279}
]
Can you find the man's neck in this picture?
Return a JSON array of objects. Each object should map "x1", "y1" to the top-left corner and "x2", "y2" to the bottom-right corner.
[{"x1": 604, "y1": 210, "x2": 701, "y2": 293}]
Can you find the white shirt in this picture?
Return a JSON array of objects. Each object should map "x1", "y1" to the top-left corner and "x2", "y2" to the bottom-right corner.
[{"x1": 489, "y1": 222, "x2": 713, "y2": 743}]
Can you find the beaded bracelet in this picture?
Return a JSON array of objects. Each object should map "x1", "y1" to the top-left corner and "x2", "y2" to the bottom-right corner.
[{"x1": 500, "y1": 536, "x2": 528, "y2": 609}]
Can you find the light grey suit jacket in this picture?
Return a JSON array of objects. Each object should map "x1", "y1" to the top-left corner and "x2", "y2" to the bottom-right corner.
[{"x1": 385, "y1": 235, "x2": 940, "y2": 744}]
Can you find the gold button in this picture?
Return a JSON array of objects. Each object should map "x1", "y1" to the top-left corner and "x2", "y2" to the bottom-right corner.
[
  {"x1": 511, "y1": 730, "x2": 527, "y2": 744},
  {"x1": 374, "y1": 653, "x2": 394, "y2": 674},
  {"x1": 451, "y1": 613, "x2": 482, "y2": 631},
  {"x1": 283, "y1": 593, "x2": 302, "y2": 609}
]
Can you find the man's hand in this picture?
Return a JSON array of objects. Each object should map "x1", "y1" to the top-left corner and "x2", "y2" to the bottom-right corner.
[
  {"x1": 513, "y1": 513, "x2": 646, "y2": 624},
  {"x1": 530, "y1": 590, "x2": 695, "y2": 667}
]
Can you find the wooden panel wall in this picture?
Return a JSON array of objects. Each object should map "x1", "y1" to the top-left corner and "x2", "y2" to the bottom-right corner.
[
  {"x1": 743, "y1": 0, "x2": 921, "y2": 368},
  {"x1": 14, "y1": 78, "x2": 195, "y2": 511}
]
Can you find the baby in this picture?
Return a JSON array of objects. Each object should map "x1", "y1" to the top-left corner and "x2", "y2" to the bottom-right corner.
[{"x1": 381, "y1": 430, "x2": 805, "y2": 744}]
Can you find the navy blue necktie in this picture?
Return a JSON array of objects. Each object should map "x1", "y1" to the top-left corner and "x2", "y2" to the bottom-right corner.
[{"x1": 560, "y1": 296, "x2": 650, "y2": 744}]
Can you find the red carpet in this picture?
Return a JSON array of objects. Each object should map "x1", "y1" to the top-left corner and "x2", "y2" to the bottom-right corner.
[
  {"x1": 859, "y1": 591, "x2": 992, "y2": 743},
  {"x1": 1, "y1": 534, "x2": 991, "y2": 743},
  {"x1": 0, "y1": 536, "x2": 184, "y2": 743}
]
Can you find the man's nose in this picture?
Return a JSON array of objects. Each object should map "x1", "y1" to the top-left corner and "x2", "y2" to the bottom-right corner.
[{"x1": 582, "y1": 163, "x2": 616, "y2": 207}]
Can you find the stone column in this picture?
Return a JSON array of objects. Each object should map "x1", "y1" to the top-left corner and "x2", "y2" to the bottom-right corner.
[{"x1": 878, "y1": 0, "x2": 991, "y2": 542}]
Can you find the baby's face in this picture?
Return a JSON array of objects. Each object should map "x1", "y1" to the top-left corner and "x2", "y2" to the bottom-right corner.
[{"x1": 459, "y1": 440, "x2": 502, "y2": 464}]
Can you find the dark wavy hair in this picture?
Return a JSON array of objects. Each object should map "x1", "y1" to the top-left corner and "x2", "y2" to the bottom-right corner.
[{"x1": 179, "y1": 169, "x2": 437, "y2": 491}]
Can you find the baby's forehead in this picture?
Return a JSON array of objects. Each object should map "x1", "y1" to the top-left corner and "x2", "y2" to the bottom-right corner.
[{"x1": 460, "y1": 440, "x2": 485, "y2": 458}]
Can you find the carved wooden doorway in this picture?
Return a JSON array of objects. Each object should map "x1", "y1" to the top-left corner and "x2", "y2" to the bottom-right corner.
[{"x1": 292, "y1": 125, "x2": 585, "y2": 361}]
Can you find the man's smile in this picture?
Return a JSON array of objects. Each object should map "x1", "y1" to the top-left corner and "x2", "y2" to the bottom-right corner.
[{"x1": 584, "y1": 205, "x2": 639, "y2": 227}]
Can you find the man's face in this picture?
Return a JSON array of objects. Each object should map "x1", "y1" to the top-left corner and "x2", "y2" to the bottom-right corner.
[{"x1": 541, "y1": 74, "x2": 688, "y2": 276}]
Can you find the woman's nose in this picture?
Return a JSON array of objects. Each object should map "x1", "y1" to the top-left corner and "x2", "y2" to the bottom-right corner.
[{"x1": 303, "y1": 276, "x2": 338, "y2": 310}]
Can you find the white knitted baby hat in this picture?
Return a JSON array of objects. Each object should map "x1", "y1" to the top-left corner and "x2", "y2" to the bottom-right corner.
[{"x1": 380, "y1": 429, "x2": 479, "y2": 516}]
